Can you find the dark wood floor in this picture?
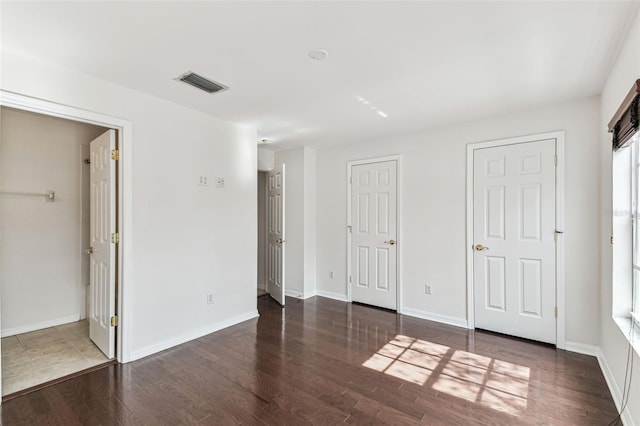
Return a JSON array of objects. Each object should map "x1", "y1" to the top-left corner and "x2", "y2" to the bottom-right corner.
[{"x1": 0, "y1": 296, "x2": 618, "y2": 425}]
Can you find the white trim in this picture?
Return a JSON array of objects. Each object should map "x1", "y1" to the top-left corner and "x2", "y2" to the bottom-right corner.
[
  {"x1": 465, "y1": 131, "x2": 566, "y2": 349},
  {"x1": 285, "y1": 289, "x2": 319, "y2": 300},
  {"x1": 401, "y1": 307, "x2": 468, "y2": 329},
  {"x1": 285, "y1": 290, "x2": 303, "y2": 298},
  {"x1": 563, "y1": 341, "x2": 600, "y2": 357},
  {"x1": 555, "y1": 133, "x2": 566, "y2": 349},
  {"x1": 597, "y1": 349, "x2": 636, "y2": 426},
  {"x1": 129, "y1": 310, "x2": 259, "y2": 362},
  {"x1": 316, "y1": 290, "x2": 349, "y2": 302},
  {"x1": 346, "y1": 155, "x2": 403, "y2": 311},
  {"x1": 1, "y1": 314, "x2": 81, "y2": 338},
  {"x1": 0, "y1": 90, "x2": 134, "y2": 363}
]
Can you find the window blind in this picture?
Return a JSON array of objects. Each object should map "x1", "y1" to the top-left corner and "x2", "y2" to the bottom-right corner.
[{"x1": 610, "y1": 79, "x2": 640, "y2": 151}]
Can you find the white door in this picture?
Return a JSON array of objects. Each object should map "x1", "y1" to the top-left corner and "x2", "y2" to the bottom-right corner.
[
  {"x1": 473, "y1": 139, "x2": 556, "y2": 344},
  {"x1": 267, "y1": 164, "x2": 286, "y2": 306},
  {"x1": 351, "y1": 160, "x2": 398, "y2": 310},
  {"x1": 88, "y1": 129, "x2": 117, "y2": 358}
]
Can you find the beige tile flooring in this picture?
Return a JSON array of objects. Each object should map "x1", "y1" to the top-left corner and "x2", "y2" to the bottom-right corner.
[{"x1": 1, "y1": 320, "x2": 109, "y2": 395}]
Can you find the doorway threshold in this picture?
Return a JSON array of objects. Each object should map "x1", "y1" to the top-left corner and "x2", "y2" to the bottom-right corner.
[{"x1": 2, "y1": 359, "x2": 116, "y2": 402}]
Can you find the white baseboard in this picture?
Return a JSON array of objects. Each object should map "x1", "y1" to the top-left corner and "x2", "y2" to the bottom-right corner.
[
  {"x1": 129, "y1": 310, "x2": 259, "y2": 362},
  {"x1": 1, "y1": 313, "x2": 81, "y2": 337},
  {"x1": 285, "y1": 289, "x2": 304, "y2": 299},
  {"x1": 401, "y1": 307, "x2": 468, "y2": 329},
  {"x1": 316, "y1": 290, "x2": 349, "y2": 302},
  {"x1": 597, "y1": 349, "x2": 636, "y2": 426},
  {"x1": 564, "y1": 341, "x2": 600, "y2": 357},
  {"x1": 286, "y1": 289, "x2": 319, "y2": 299}
]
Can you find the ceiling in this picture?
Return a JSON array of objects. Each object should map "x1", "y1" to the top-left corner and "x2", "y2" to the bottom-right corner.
[{"x1": 2, "y1": 1, "x2": 638, "y2": 151}]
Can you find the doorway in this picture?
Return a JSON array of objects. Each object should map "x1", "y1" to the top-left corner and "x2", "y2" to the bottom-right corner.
[
  {"x1": 257, "y1": 171, "x2": 268, "y2": 298},
  {"x1": 466, "y1": 132, "x2": 565, "y2": 346},
  {"x1": 256, "y1": 164, "x2": 286, "y2": 306},
  {"x1": 347, "y1": 156, "x2": 401, "y2": 310},
  {"x1": 0, "y1": 105, "x2": 121, "y2": 397}
]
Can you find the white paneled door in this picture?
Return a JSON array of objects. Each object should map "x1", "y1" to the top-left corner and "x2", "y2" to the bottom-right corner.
[
  {"x1": 88, "y1": 129, "x2": 117, "y2": 358},
  {"x1": 473, "y1": 139, "x2": 556, "y2": 344},
  {"x1": 351, "y1": 160, "x2": 398, "y2": 310},
  {"x1": 267, "y1": 164, "x2": 286, "y2": 306}
]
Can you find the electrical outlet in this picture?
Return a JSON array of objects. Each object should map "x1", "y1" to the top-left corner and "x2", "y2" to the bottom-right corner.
[
  {"x1": 425, "y1": 284, "x2": 433, "y2": 295},
  {"x1": 198, "y1": 176, "x2": 209, "y2": 186},
  {"x1": 216, "y1": 177, "x2": 225, "y2": 188},
  {"x1": 207, "y1": 293, "x2": 214, "y2": 304}
]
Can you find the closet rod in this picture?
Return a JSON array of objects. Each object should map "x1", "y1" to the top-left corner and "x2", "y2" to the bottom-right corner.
[{"x1": 0, "y1": 190, "x2": 55, "y2": 202}]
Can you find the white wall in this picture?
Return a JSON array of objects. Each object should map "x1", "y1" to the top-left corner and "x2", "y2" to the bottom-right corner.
[
  {"x1": 258, "y1": 148, "x2": 274, "y2": 171},
  {"x1": 316, "y1": 96, "x2": 601, "y2": 345},
  {"x1": 303, "y1": 146, "x2": 317, "y2": 297},
  {"x1": 1, "y1": 49, "x2": 258, "y2": 360},
  {"x1": 599, "y1": 8, "x2": 640, "y2": 426},
  {"x1": 0, "y1": 107, "x2": 106, "y2": 335}
]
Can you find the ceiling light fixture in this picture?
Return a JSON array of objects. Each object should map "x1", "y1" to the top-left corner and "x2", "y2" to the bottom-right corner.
[
  {"x1": 259, "y1": 138, "x2": 273, "y2": 145},
  {"x1": 308, "y1": 48, "x2": 329, "y2": 61}
]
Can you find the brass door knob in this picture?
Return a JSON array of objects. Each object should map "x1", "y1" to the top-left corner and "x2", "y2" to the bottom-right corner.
[
  {"x1": 474, "y1": 244, "x2": 489, "y2": 251},
  {"x1": 384, "y1": 240, "x2": 396, "y2": 245},
  {"x1": 276, "y1": 239, "x2": 287, "y2": 244},
  {"x1": 85, "y1": 247, "x2": 94, "y2": 254}
]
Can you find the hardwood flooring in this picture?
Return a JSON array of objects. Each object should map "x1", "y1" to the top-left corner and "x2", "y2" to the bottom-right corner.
[{"x1": 0, "y1": 296, "x2": 619, "y2": 425}]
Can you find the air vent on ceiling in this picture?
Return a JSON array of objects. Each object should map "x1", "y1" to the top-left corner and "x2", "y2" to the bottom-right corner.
[{"x1": 175, "y1": 71, "x2": 228, "y2": 94}]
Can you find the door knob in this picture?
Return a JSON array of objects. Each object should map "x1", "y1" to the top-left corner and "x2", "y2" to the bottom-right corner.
[
  {"x1": 474, "y1": 244, "x2": 489, "y2": 251},
  {"x1": 384, "y1": 240, "x2": 396, "y2": 245},
  {"x1": 85, "y1": 247, "x2": 94, "y2": 254},
  {"x1": 276, "y1": 239, "x2": 287, "y2": 244}
]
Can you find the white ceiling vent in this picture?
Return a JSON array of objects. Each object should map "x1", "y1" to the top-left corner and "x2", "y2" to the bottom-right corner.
[{"x1": 175, "y1": 71, "x2": 228, "y2": 94}]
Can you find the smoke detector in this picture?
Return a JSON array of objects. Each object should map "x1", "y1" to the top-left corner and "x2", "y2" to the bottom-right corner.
[
  {"x1": 174, "y1": 71, "x2": 228, "y2": 94},
  {"x1": 308, "y1": 49, "x2": 329, "y2": 61}
]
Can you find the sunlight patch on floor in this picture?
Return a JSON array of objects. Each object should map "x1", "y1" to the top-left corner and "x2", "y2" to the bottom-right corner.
[{"x1": 362, "y1": 335, "x2": 530, "y2": 416}]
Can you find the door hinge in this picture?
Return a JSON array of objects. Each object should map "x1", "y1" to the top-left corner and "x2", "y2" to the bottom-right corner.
[
  {"x1": 111, "y1": 149, "x2": 119, "y2": 161},
  {"x1": 349, "y1": 176, "x2": 352, "y2": 184},
  {"x1": 111, "y1": 232, "x2": 119, "y2": 244},
  {"x1": 554, "y1": 307, "x2": 558, "y2": 318},
  {"x1": 554, "y1": 155, "x2": 558, "y2": 166},
  {"x1": 349, "y1": 275, "x2": 352, "y2": 283},
  {"x1": 610, "y1": 236, "x2": 614, "y2": 245},
  {"x1": 110, "y1": 315, "x2": 118, "y2": 327}
]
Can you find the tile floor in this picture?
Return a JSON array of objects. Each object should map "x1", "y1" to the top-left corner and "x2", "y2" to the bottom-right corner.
[{"x1": 1, "y1": 320, "x2": 109, "y2": 395}]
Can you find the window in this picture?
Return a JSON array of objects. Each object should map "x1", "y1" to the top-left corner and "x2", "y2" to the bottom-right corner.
[
  {"x1": 630, "y1": 134, "x2": 640, "y2": 326},
  {"x1": 610, "y1": 79, "x2": 640, "y2": 341}
]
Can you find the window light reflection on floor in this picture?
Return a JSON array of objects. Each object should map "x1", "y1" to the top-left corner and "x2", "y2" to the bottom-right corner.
[{"x1": 362, "y1": 335, "x2": 530, "y2": 416}]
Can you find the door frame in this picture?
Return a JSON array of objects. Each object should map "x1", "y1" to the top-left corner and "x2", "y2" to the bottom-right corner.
[
  {"x1": 465, "y1": 131, "x2": 565, "y2": 349},
  {"x1": 346, "y1": 155, "x2": 403, "y2": 312},
  {"x1": 0, "y1": 89, "x2": 133, "y2": 363}
]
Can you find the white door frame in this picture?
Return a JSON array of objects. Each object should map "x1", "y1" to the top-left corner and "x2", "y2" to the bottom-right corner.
[
  {"x1": 0, "y1": 89, "x2": 133, "y2": 363},
  {"x1": 465, "y1": 131, "x2": 565, "y2": 349},
  {"x1": 346, "y1": 155, "x2": 403, "y2": 312}
]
